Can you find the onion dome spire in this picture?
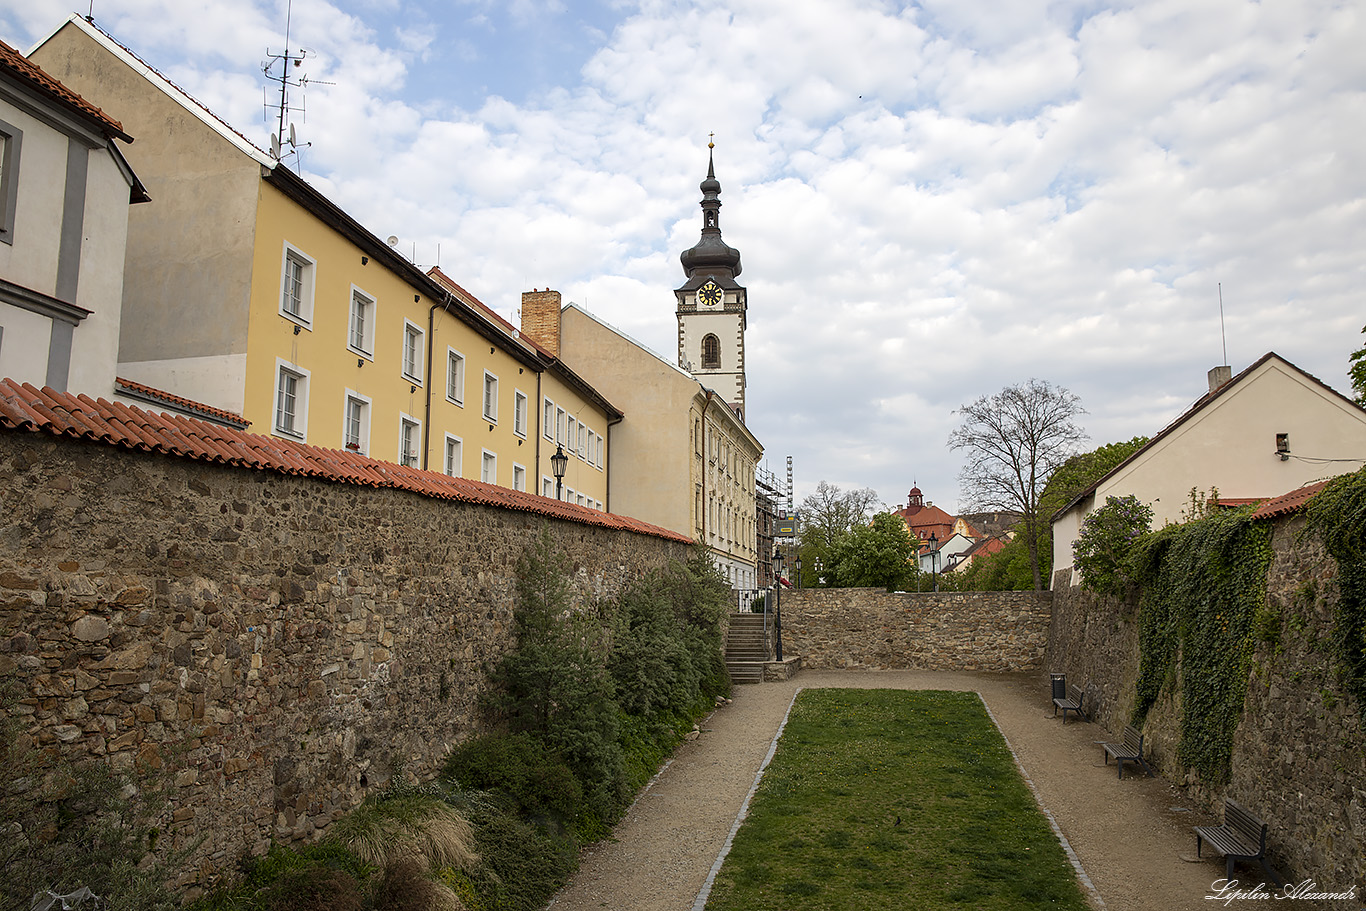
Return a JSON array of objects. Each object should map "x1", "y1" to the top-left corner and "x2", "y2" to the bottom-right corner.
[{"x1": 680, "y1": 136, "x2": 742, "y2": 280}]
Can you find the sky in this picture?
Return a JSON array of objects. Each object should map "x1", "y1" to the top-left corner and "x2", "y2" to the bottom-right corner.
[{"x1": 5, "y1": 0, "x2": 1364, "y2": 514}]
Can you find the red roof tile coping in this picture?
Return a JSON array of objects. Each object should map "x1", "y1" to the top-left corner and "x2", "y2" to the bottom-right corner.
[
  {"x1": 0, "y1": 378, "x2": 690, "y2": 544},
  {"x1": 1, "y1": 36, "x2": 130, "y2": 141},
  {"x1": 115, "y1": 377, "x2": 249, "y2": 428},
  {"x1": 1248, "y1": 481, "x2": 1330, "y2": 522}
]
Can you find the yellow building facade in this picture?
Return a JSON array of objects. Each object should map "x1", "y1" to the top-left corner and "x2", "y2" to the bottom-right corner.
[{"x1": 30, "y1": 15, "x2": 615, "y2": 506}]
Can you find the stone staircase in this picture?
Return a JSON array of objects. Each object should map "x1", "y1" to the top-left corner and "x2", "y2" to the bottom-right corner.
[{"x1": 724, "y1": 612, "x2": 769, "y2": 684}]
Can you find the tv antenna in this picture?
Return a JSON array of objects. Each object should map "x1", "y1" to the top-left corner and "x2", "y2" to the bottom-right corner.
[
  {"x1": 261, "y1": 0, "x2": 333, "y2": 168},
  {"x1": 1217, "y1": 282, "x2": 1228, "y2": 367}
]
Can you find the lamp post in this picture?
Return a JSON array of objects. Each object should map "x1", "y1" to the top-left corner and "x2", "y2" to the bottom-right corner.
[
  {"x1": 814, "y1": 557, "x2": 823, "y2": 587},
  {"x1": 551, "y1": 444, "x2": 568, "y2": 500},
  {"x1": 929, "y1": 532, "x2": 939, "y2": 593},
  {"x1": 773, "y1": 552, "x2": 784, "y2": 660},
  {"x1": 795, "y1": 555, "x2": 803, "y2": 591}
]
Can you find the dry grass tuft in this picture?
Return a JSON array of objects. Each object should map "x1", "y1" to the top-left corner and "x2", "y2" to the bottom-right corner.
[{"x1": 330, "y1": 793, "x2": 479, "y2": 875}]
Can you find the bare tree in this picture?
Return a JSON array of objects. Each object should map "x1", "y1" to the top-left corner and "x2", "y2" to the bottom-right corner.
[{"x1": 948, "y1": 379, "x2": 1087, "y2": 590}]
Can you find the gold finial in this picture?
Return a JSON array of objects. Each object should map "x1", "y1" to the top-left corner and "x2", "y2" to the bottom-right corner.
[{"x1": 708, "y1": 131, "x2": 715, "y2": 149}]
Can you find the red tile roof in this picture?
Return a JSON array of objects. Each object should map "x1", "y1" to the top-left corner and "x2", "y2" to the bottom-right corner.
[
  {"x1": 1248, "y1": 481, "x2": 1329, "y2": 521},
  {"x1": 0, "y1": 35, "x2": 130, "y2": 141},
  {"x1": 0, "y1": 379, "x2": 690, "y2": 544},
  {"x1": 115, "y1": 377, "x2": 249, "y2": 428}
]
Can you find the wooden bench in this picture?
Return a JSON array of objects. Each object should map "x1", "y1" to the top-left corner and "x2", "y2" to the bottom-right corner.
[
  {"x1": 1053, "y1": 684, "x2": 1086, "y2": 723},
  {"x1": 1100, "y1": 724, "x2": 1152, "y2": 779},
  {"x1": 1194, "y1": 798, "x2": 1284, "y2": 887}
]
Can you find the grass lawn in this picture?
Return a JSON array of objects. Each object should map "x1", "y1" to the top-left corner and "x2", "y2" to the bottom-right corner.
[{"x1": 704, "y1": 689, "x2": 1092, "y2": 911}]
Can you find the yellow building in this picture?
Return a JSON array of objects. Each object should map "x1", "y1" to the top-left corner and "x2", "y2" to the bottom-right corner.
[{"x1": 29, "y1": 15, "x2": 615, "y2": 506}]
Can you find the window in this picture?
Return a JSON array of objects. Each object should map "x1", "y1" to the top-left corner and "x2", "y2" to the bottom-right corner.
[
  {"x1": 482, "y1": 371, "x2": 499, "y2": 422},
  {"x1": 401, "y1": 321, "x2": 424, "y2": 384},
  {"x1": 446, "y1": 349, "x2": 465, "y2": 404},
  {"x1": 348, "y1": 287, "x2": 375, "y2": 356},
  {"x1": 577, "y1": 493, "x2": 586, "y2": 506},
  {"x1": 0, "y1": 120, "x2": 21, "y2": 244},
  {"x1": 556, "y1": 408, "x2": 566, "y2": 446},
  {"x1": 279, "y1": 243, "x2": 315, "y2": 325},
  {"x1": 543, "y1": 398, "x2": 555, "y2": 440},
  {"x1": 273, "y1": 361, "x2": 310, "y2": 440},
  {"x1": 513, "y1": 463, "x2": 526, "y2": 492},
  {"x1": 481, "y1": 450, "x2": 497, "y2": 484},
  {"x1": 444, "y1": 434, "x2": 462, "y2": 477},
  {"x1": 578, "y1": 423, "x2": 587, "y2": 459},
  {"x1": 568, "y1": 417, "x2": 577, "y2": 455},
  {"x1": 399, "y1": 415, "x2": 420, "y2": 467},
  {"x1": 514, "y1": 391, "x2": 528, "y2": 437},
  {"x1": 542, "y1": 477, "x2": 554, "y2": 498},
  {"x1": 342, "y1": 391, "x2": 370, "y2": 454},
  {"x1": 701, "y1": 334, "x2": 720, "y2": 369}
]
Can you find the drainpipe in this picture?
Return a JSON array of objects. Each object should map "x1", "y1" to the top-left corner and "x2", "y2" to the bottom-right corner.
[
  {"x1": 605, "y1": 410, "x2": 623, "y2": 513},
  {"x1": 535, "y1": 369, "x2": 543, "y2": 489}
]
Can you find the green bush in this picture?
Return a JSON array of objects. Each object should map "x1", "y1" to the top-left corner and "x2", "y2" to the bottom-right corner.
[
  {"x1": 1073, "y1": 494, "x2": 1153, "y2": 597},
  {"x1": 443, "y1": 733, "x2": 583, "y2": 824}
]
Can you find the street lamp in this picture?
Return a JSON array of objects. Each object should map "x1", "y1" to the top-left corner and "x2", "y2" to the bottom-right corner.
[
  {"x1": 795, "y1": 555, "x2": 803, "y2": 591},
  {"x1": 771, "y1": 550, "x2": 784, "y2": 661},
  {"x1": 551, "y1": 445, "x2": 568, "y2": 500},
  {"x1": 929, "y1": 531, "x2": 939, "y2": 593}
]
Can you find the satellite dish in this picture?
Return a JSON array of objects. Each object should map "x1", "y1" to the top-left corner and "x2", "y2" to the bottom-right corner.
[
  {"x1": 386, "y1": 236, "x2": 399, "y2": 247},
  {"x1": 288, "y1": 123, "x2": 296, "y2": 146},
  {"x1": 270, "y1": 133, "x2": 281, "y2": 159}
]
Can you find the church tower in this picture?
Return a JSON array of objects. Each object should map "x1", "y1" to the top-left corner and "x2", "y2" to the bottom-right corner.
[{"x1": 676, "y1": 141, "x2": 747, "y2": 419}]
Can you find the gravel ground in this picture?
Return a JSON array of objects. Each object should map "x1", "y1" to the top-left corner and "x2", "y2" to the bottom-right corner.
[{"x1": 546, "y1": 669, "x2": 1232, "y2": 911}]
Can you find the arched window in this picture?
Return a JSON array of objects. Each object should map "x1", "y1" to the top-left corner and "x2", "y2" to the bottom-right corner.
[{"x1": 701, "y1": 334, "x2": 720, "y2": 369}]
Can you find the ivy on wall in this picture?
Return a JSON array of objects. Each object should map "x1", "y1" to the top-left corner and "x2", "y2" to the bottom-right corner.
[
  {"x1": 1305, "y1": 466, "x2": 1366, "y2": 720},
  {"x1": 1129, "y1": 506, "x2": 1274, "y2": 784}
]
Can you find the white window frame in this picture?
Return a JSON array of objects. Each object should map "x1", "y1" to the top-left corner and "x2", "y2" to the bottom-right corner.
[
  {"x1": 279, "y1": 242, "x2": 315, "y2": 327},
  {"x1": 595, "y1": 433, "x2": 604, "y2": 470},
  {"x1": 565, "y1": 486, "x2": 574, "y2": 503},
  {"x1": 443, "y1": 433, "x2": 463, "y2": 477},
  {"x1": 401, "y1": 319, "x2": 424, "y2": 385},
  {"x1": 272, "y1": 359, "x2": 310, "y2": 441},
  {"x1": 341, "y1": 389, "x2": 371, "y2": 454},
  {"x1": 446, "y1": 348, "x2": 465, "y2": 405},
  {"x1": 348, "y1": 285, "x2": 376, "y2": 358},
  {"x1": 543, "y1": 398, "x2": 555, "y2": 440},
  {"x1": 481, "y1": 449, "x2": 497, "y2": 484},
  {"x1": 578, "y1": 423, "x2": 587, "y2": 459},
  {"x1": 542, "y1": 476, "x2": 554, "y2": 498},
  {"x1": 398, "y1": 412, "x2": 421, "y2": 467},
  {"x1": 482, "y1": 371, "x2": 499, "y2": 423},
  {"x1": 0, "y1": 120, "x2": 21, "y2": 244},
  {"x1": 556, "y1": 407, "x2": 566, "y2": 446},
  {"x1": 512, "y1": 462, "x2": 527, "y2": 492},
  {"x1": 514, "y1": 390, "x2": 528, "y2": 438}
]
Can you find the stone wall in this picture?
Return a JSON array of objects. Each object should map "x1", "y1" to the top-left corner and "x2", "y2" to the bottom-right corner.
[
  {"x1": 0, "y1": 432, "x2": 689, "y2": 887},
  {"x1": 781, "y1": 588, "x2": 1051, "y2": 671},
  {"x1": 1047, "y1": 514, "x2": 1365, "y2": 895}
]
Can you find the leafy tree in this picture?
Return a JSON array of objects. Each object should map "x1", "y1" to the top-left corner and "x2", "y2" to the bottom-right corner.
[
  {"x1": 1350, "y1": 323, "x2": 1366, "y2": 405},
  {"x1": 485, "y1": 528, "x2": 625, "y2": 821},
  {"x1": 949, "y1": 380, "x2": 1088, "y2": 590},
  {"x1": 953, "y1": 534, "x2": 1034, "y2": 591},
  {"x1": 795, "y1": 481, "x2": 880, "y2": 585},
  {"x1": 1073, "y1": 495, "x2": 1154, "y2": 596},
  {"x1": 825, "y1": 512, "x2": 919, "y2": 591}
]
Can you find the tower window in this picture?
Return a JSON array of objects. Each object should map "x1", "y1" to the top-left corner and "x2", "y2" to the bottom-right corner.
[{"x1": 701, "y1": 334, "x2": 720, "y2": 369}]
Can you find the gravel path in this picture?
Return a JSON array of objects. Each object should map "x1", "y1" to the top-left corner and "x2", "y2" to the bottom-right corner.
[{"x1": 546, "y1": 669, "x2": 1226, "y2": 911}]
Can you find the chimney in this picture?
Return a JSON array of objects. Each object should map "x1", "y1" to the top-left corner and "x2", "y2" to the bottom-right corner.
[
  {"x1": 1207, "y1": 365, "x2": 1232, "y2": 394},
  {"x1": 521, "y1": 289, "x2": 562, "y2": 357}
]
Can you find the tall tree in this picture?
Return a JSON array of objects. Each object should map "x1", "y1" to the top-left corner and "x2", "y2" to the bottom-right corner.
[
  {"x1": 948, "y1": 379, "x2": 1087, "y2": 590},
  {"x1": 1350, "y1": 323, "x2": 1366, "y2": 405},
  {"x1": 826, "y1": 512, "x2": 920, "y2": 591},
  {"x1": 796, "y1": 481, "x2": 880, "y2": 584}
]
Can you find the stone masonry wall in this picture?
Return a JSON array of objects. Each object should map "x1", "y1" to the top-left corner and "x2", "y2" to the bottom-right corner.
[
  {"x1": 1047, "y1": 514, "x2": 1365, "y2": 897},
  {"x1": 782, "y1": 588, "x2": 1051, "y2": 671},
  {"x1": 0, "y1": 432, "x2": 689, "y2": 888}
]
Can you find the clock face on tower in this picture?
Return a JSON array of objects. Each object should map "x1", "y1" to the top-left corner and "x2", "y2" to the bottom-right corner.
[{"x1": 698, "y1": 281, "x2": 722, "y2": 307}]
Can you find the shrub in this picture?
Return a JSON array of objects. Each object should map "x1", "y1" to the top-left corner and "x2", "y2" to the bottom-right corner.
[
  {"x1": 442, "y1": 734, "x2": 582, "y2": 824},
  {"x1": 1073, "y1": 495, "x2": 1153, "y2": 596}
]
